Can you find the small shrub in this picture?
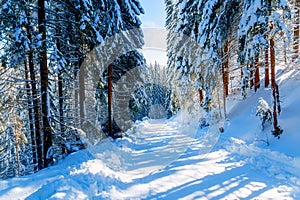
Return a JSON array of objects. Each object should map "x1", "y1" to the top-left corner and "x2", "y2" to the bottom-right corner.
[{"x1": 256, "y1": 97, "x2": 272, "y2": 130}]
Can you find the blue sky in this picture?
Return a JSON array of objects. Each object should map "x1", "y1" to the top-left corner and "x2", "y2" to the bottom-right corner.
[
  {"x1": 139, "y1": 0, "x2": 167, "y2": 65},
  {"x1": 139, "y1": 0, "x2": 166, "y2": 28}
]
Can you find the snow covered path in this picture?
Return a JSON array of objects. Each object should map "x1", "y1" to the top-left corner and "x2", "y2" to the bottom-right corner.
[
  {"x1": 121, "y1": 120, "x2": 195, "y2": 173},
  {"x1": 1, "y1": 116, "x2": 300, "y2": 199}
]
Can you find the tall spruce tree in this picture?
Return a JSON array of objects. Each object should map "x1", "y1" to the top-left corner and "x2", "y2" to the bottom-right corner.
[{"x1": 166, "y1": 0, "x2": 241, "y2": 112}]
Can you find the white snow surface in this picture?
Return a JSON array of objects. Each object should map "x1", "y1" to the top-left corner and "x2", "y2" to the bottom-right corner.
[{"x1": 1, "y1": 69, "x2": 300, "y2": 199}]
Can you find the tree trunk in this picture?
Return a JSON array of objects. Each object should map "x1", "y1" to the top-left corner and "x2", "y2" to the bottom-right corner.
[
  {"x1": 79, "y1": 59, "x2": 85, "y2": 127},
  {"x1": 249, "y1": 63, "x2": 254, "y2": 89},
  {"x1": 25, "y1": 4, "x2": 42, "y2": 171},
  {"x1": 55, "y1": 8, "x2": 66, "y2": 152},
  {"x1": 58, "y1": 73, "x2": 65, "y2": 131},
  {"x1": 14, "y1": 116, "x2": 20, "y2": 176},
  {"x1": 24, "y1": 59, "x2": 37, "y2": 171},
  {"x1": 268, "y1": 0, "x2": 282, "y2": 137},
  {"x1": 275, "y1": 83, "x2": 281, "y2": 115},
  {"x1": 55, "y1": 22, "x2": 66, "y2": 154},
  {"x1": 65, "y1": 0, "x2": 80, "y2": 128},
  {"x1": 241, "y1": 67, "x2": 243, "y2": 80},
  {"x1": 272, "y1": 85, "x2": 278, "y2": 129},
  {"x1": 222, "y1": 41, "x2": 229, "y2": 97},
  {"x1": 293, "y1": 0, "x2": 300, "y2": 62},
  {"x1": 38, "y1": 0, "x2": 52, "y2": 168},
  {"x1": 29, "y1": 49, "x2": 42, "y2": 171},
  {"x1": 270, "y1": 38, "x2": 277, "y2": 127},
  {"x1": 265, "y1": 47, "x2": 270, "y2": 87},
  {"x1": 108, "y1": 64, "x2": 113, "y2": 138},
  {"x1": 198, "y1": 89, "x2": 204, "y2": 102},
  {"x1": 12, "y1": 98, "x2": 21, "y2": 177},
  {"x1": 254, "y1": 54, "x2": 260, "y2": 92},
  {"x1": 270, "y1": 38, "x2": 281, "y2": 131},
  {"x1": 270, "y1": 37, "x2": 281, "y2": 116},
  {"x1": 270, "y1": 38, "x2": 276, "y2": 92},
  {"x1": 74, "y1": 68, "x2": 79, "y2": 127},
  {"x1": 58, "y1": 72, "x2": 67, "y2": 154}
]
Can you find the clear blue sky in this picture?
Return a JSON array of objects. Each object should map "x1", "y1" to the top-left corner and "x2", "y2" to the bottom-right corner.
[{"x1": 139, "y1": 0, "x2": 166, "y2": 28}]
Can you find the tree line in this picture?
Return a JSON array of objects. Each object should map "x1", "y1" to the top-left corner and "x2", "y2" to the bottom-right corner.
[
  {"x1": 165, "y1": 0, "x2": 299, "y2": 136},
  {"x1": 0, "y1": 0, "x2": 145, "y2": 178}
]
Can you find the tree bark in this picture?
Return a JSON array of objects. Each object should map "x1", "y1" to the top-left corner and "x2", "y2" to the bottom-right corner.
[
  {"x1": 222, "y1": 41, "x2": 229, "y2": 97},
  {"x1": 79, "y1": 59, "x2": 85, "y2": 127},
  {"x1": 267, "y1": 0, "x2": 282, "y2": 137},
  {"x1": 38, "y1": 0, "x2": 52, "y2": 168},
  {"x1": 57, "y1": 70, "x2": 66, "y2": 153},
  {"x1": 108, "y1": 64, "x2": 113, "y2": 138},
  {"x1": 249, "y1": 63, "x2": 254, "y2": 89},
  {"x1": 14, "y1": 115, "x2": 20, "y2": 176},
  {"x1": 25, "y1": 4, "x2": 42, "y2": 171},
  {"x1": 254, "y1": 54, "x2": 260, "y2": 92},
  {"x1": 270, "y1": 38, "x2": 276, "y2": 92},
  {"x1": 58, "y1": 73, "x2": 65, "y2": 131},
  {"x1": 74, "y1": 68, "x2": 79, "y2": 127},
  {"x1": 24, "y1": 59, "x2": 37, "y2": 171},
  {"x1": 198, "y1": 89, "x2": 204, "y2": 102},
  {"x1": 270, "y1": 38, "x2": 280, "y2": 130},
  {"x1": 241, "y1": 67, "x2": 243, "y2": 80},
  {"x1": 29, "y1": 48, "x2": 42, "y2": 170},
  {"x1": 265, "y1": 47, "x2": 270, "y2": 87},
  {"x1": 55, "y1": 8, "x2": 66, "y2": 151}
]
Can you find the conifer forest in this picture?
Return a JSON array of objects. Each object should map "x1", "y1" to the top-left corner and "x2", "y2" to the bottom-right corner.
[{"x1": 0, "y1": 0, "x2": 300, "y2": 199}]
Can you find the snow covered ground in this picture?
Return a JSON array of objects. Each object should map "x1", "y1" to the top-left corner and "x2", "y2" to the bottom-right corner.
[{"x1": 1, "y1": 69, "x2": 300, "y2": 199}]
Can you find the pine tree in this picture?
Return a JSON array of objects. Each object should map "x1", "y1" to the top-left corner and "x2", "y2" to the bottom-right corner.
[
  {"x1": 0, "y1": 0, "x2": 43, "y2": 171},
  {"x1": 270, "y1": 0, "x2": 289, "y2": 137},
  {"x1": 166, "y1": 0, "x2": 240, "y2": 113},
  {"x1": 168, "y1": 0, "x2": 203, "y2": 105},
  {"x1": 37, "y1": 0, "x2": 53, "y2": 167},
  {"x1": 238, "y1": 0, "x2": 269, "y2": 94},
  {"x1": 24, "y1": 0, "x2": 43, "y2": 171},
  {"x1": 238, "y1": 0, "x2": 290, "y2": 96},
  {"x1": 105, "y1": 0, "x2": 145, "y2": 137},
  {"x1": 0, "y1": 0, "x2": 146, "y2": 176}
]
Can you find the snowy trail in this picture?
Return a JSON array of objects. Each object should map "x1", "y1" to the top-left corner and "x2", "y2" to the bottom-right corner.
[
  {"x1": 87, "y1": 118, "x2": 300, "y2": 200},
  {"x1": 124, "y1": 120, "x2": 195, "y2": 173},
  {"x1": 86, "y1": 118, "x2": 201, "y2": 179},
  {"x1": 1, "y1": 99, "x2": 300, "y2": 199}
]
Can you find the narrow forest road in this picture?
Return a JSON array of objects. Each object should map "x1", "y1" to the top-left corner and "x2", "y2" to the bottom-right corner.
[
  {"x1": 0, "y1": 117, "x2": 300, "y2": 199},
  {"x1": 123, "y1": 119, "x2": 197, "y2": 174},
  {"x1": 87, "y1": 118, "x2": 202, "y2": 178},
  {"x1": 80, "y1": 118, "x2": 300, "y2": 199},
  {"x1": 120, "y1": 118, "x2": 222, "y2": 175}
]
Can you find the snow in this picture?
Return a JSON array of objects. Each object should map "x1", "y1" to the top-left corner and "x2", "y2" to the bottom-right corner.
[
  {"x1": 13, "y1": 27, "x2": 22, "y2": 43},
  {"x1": 1, "y1": 69, "x2": 300, "y2": 199}
]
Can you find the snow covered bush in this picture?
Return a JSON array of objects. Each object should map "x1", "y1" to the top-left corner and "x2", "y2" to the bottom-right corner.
[{"x1": 256, "y1": 97, "x2": 272, "y2": 130}]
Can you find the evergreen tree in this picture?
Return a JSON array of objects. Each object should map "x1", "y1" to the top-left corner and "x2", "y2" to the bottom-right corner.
[
  {"x1": 0, "y1": 0, "x2": 43, "y2": 171},
  {"x1": 238, "y1": 0, "x2": 290, "y2": 96},
  {"x1": 166, "y1": 0, "x2": 240, "y2": 113}
]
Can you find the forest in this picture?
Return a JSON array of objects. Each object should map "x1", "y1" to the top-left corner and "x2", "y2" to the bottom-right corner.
[{"x1": 0, "y1": 0, "x2": 299, "y2": 183}]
